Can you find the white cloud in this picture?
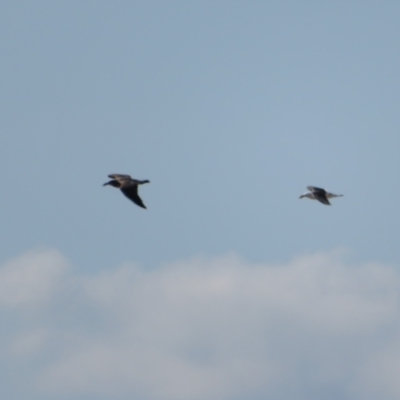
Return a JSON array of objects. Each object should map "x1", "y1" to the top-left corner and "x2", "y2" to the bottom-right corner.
[
  {"x1": 0, "y1": 249, "x2": 67, "y2": 307},
  {"x1": 1, "y1": 249, "x2": 400, "y2": 400}
]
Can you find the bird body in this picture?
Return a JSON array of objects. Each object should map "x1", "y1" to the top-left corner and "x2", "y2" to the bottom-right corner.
[
  {"x1": 103, "y1": 174, "x2": 149, "y2": 208},
  {"x1": 299, "y1": 186, "x2": 343, "y2": 206}
]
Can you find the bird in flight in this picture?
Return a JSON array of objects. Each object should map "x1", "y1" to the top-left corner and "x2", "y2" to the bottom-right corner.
[
  {"x1": 299, "y1": 186, "x2": 343, "y2": 206},
  {"x1": 103, "y1": 174, "x2": 150, "y2": 209}
]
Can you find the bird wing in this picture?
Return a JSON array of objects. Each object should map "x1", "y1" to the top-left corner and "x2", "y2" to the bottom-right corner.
[
  {"x1": 307, "y1": 186, "x2": 326, "y2": 193},
  {"x1": 121, "y1": 185, "x2": 147, "y2": 209},
  {"x1": 108, "y1": 174, "x2": 132, "y2": 181},
  {"x1": 313, "y1": 192, "x2": 331, "y2": 205}
]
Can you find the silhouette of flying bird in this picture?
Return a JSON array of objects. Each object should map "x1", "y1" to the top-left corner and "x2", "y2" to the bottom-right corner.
[
  {"x1": 299, "y1": 186, "x2": 343, "y2": 206},
  {"x1": 103, "y1": 174, "x2": 150, "y2": 209}
]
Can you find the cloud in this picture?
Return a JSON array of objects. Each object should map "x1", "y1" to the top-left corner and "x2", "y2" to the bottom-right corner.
[
  {"x1": 0, "y1": 249, "x2": 67, "y2": 307},
  {"x1": 1, "y1": 249, "x2": 400, "y2": 400}
]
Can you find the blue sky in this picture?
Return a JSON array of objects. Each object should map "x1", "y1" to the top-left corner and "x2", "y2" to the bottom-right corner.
[{"x1": 1, "y1": 2, "x2": 400, "y2": 399}]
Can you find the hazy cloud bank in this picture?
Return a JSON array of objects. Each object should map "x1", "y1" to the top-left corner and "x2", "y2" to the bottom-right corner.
[{"x1": 1, "y1": 249, "x2": 400, "y2": 400}]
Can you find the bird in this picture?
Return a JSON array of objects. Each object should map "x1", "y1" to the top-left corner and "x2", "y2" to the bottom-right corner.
[
  {"x1": 299, "y1": 186, "x2": 343, "y2": 206},
  {"x1": 103, "y1": 174, "x2": 150, "y2": 208}
]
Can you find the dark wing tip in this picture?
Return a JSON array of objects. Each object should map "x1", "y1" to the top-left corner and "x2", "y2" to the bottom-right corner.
[
  {"x1": 318, "y1": 197, "x2": 331, "y2": 205},
  {"x1": 121, "y1": 187, "x2": 147, "y2": 209}
]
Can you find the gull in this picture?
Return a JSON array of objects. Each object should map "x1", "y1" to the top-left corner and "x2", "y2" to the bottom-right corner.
[
  {"x1": 103, "y1": 174, "x2": 150, "y2": 209},
  {"x1": 299, "y1": 186, "x2": 343, "y2": 206}
]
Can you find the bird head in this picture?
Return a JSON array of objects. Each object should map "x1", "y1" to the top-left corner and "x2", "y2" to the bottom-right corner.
[{"x1": 103, "y1": 180, "x2": 120, "y2": 188}]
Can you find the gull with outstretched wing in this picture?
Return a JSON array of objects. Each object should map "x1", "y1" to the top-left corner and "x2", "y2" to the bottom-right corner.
[
  {"x1": 299, "y1": 186, "x2": 343, "y2": 206},
  {"x1": 103, "y1": 174, "x2": 150, "y2": 209}
]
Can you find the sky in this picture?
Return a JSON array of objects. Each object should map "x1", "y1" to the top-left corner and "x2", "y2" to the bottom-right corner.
[{"x1": 1, "y1": 1, "x2": 400, "y2": 399}]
